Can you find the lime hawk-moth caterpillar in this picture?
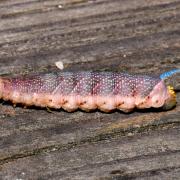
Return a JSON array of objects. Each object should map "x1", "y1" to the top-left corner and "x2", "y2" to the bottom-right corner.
[{"x1": 0, "y1": 69, "x2": 179, "y2": 112}]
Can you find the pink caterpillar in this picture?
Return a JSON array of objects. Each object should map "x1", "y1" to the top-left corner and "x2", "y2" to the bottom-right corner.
[{"x1": 0, "y1": 70, "x2": 178, "y2": 112}]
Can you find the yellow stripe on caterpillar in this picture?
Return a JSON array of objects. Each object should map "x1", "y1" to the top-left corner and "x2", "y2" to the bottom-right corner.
[{"x1": 167, "y1": 86, "x2": 176, "y2": 98}]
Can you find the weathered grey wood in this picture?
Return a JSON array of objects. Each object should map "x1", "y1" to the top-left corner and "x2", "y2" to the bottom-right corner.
[
  {"x1": 0, "y1": 0, "x2": 179, "y2": 179},
  {"x1": 1, "y1": 126, "x2": 180, "y2": 179},
  {"x1": 0, "y1": 0, "x2": 179, "y2": 75}
]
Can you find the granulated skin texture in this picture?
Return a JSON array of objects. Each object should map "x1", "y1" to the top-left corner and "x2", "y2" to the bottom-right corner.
[
  {"x1": 3, "y1": 72, "x2": 160, "y2": 96},
  {"x1": 0, "y1": 71, "x2": 174, "y2": 112}
]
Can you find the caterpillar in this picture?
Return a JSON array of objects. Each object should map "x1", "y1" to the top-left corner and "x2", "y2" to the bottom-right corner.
[{"x1": 0, "y1": 69, "x2": 179, "y2": 112}]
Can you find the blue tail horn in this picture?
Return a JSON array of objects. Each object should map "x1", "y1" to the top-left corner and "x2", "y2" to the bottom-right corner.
[{"x1": 160, "y1": 69, "x2": 180, "y2": 80}]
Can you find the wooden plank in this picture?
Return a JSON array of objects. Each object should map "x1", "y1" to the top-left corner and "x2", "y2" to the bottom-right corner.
[
  {"x1": 0, "y1": 0, "x2": 179, "y2": 74},
  {"x1": 0, "y1": 104, "x2": 179, "y2": 161},
  {"x1": 1, "y1": 126, "x2": 180, "y2": 179},
  {"x1": 0, "y1": 0, "x2": 179, "y2": 179}
]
